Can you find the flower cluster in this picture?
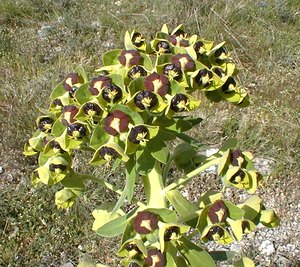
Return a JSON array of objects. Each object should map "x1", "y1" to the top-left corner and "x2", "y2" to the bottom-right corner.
[
  {"x1": 24, "y1": 24, "x2": 279, "y2": 267},
  {"x1": 117, "y1": 210, "x2": 189, "y2": 267}
]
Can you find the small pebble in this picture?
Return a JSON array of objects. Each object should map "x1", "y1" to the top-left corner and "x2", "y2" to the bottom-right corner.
[{"x1": 0, "y1": 165, "x2": 4, "y2": 175}]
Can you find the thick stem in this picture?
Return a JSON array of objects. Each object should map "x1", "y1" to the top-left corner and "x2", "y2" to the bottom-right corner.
[
  {"x1": 142, "y1": 160, "x2": 167, "y2": 208},
  {"x1": 163, "y1": 155, "x2": 220, "y2": 193}
]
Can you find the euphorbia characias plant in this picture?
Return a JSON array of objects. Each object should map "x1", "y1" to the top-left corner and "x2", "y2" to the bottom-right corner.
[{"x1": 24, "y1": 24, "x2": 279, "y2": 267}]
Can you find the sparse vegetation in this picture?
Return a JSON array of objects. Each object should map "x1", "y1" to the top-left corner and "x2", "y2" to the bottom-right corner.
[{"x1": 0, "y1": 0, "x2": 299, "y2": 266}]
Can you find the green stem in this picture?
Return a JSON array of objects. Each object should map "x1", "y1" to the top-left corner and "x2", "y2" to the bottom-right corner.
[
  {"x1": 163, "y1": 155, "x2": 221, "y2": 193},
  {"x1": 142, "y1": 160, "x2": 167, "y2": 208}
]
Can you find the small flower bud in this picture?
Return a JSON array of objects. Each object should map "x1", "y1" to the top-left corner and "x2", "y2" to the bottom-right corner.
[
  {"x1": 51, "y1": 98, "x2": 63, "y2": 109},
  {"x1": 82, "y1": 102, "x2": 102, "y2": 117},
  {"x1": 38, "y1": 117, "x2": 54, "y2": 133},
  {"x1": 170, "y1": 93, "x2": 189, "y2": 112},
  {"x1": 128, "y1": 66, "x2": 147, "y2": 80},
  {"x1": 213, "y1": 67, "x2": 225, "y2": 78},
  {"x1": 230, "y1": 169, "x2": 245, "y2": 184},
  {"x1": 156, "y1": 41, "x2": 171, "y2": 54},
  {"x1": 242, "y1": 220, "x2": 251, "y2": 233},
  {"x1": 214, "y1": 47, "x2": 227, "y2": 62},
  {"x1": 194, "y1": 41, "x2": 205, "y2": 57},
  {"x1": 99, "y1": 146, "x2": 119, "y2": 161},
  {"x1": 49, "y1": 163, "x2": 67, "y2": 173},
  {"x1": 134, "y1": 90, "x2": 158, "y2": 110},
  {"x1": 131, "y1": 32, "x2": 145, "y2": 47},
  {"x1": 222, "y1": 77, "x2": 236, "y2": 93},
  {"x1": 163, "y1": 64, "x2": 182, "y2": 81},
  {"x1": 101, "y1": 84, "x2": 123, "y2": 103},
  {"x1": 67, "y1": 123, "x2": 86, "y2": 139},
  {"x1": 206, "y1": 226, "x2": 225, "y2": 241},
  {"x1": 194, "y1": 69, "x2": 213, "y2": 87},
  {"x1": 164, "y1": 226, "x2": 180, "y2": 241},
  {"x1": 128, "y1": 126, "x2": 149, "y2": 144},
  {"x1": 126, "y1": 243, "x2": 141, "y2": 254},
  {"x1": 49, "y1": 141, "x2": 64, "y2": 153}
]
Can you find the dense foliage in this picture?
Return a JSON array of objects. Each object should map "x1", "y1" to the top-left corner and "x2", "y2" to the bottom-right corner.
[{"x1": 24, "y1": 24, "x2": 279, "y2": 267}]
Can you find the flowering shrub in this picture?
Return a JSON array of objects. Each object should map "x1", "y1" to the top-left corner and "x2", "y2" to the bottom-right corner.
[{"x1": 24, "y1": 24, "x2": 279, "y2": 266}]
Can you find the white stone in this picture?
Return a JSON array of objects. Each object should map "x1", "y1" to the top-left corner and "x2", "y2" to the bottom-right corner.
[{"x1": 260, "y1": 240, "x2": 275, "y2": 255}]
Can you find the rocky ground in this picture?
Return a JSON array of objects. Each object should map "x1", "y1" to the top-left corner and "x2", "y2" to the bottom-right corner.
[
  {"x1": 1, "y1": 146, "x2": 299, "y2": 266},
  {"x1": 181, "y1": 150, "x2": 300, "y2": 267}
]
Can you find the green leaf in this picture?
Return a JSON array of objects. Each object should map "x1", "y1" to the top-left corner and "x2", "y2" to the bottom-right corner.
[
  {"x1": 124, "y1": 156, "x2": 137, "y2": 202},
  {"x1": 136, "y1": 147, "x2": 155, "y2": 175},
  {"x1": 173, "y1": 143, "x2": 197, "y2": 166},
  {"x1": 145, "y1": 208, "x2": 177, "y2": 223},
  {"x1": 89, "y1": 124, "x2": 110, "y2": 150},
  {"x1": 75, "y1": 65, "x2": 88, "y2": 83},
  {"x1": 102, "y1": 49, "x2": 122, "y2": 66},
  {"x1": 165, "y1": 189, "x2": 199, "y2": 226},
  {"x1": 74, "y1": 83, "x2": 92, "y2": 104},
  {"x1": 220, "y1": 138, "x2": 237, "y2": 151},
  {"x1": 209, "y1": 251, "x2": 236, "y2": 261},
  {"x1": 217, "y1": 149, "x2": 230, "y2": 176},
  {"x1": 175, "y1": 132, "x2": 204, "y2": 148},
  {"x1": 147, "y1": 137, "x2": 169, "y2": 164},
  {"x1": 239, "y1": 195, "x2": 262, "y2": 221},
  {"x1": 51, "y1": 119, "x2": 66, "y2": 137},
  {"x1": 94, "y1": 205, "x2": 135, "y2": 237},
  {"x1": 176, "y1": 237, "x2": 216, "y2": 267},
  {"x1": 55, "y1": 188, "x2": 79, "y2": 209},
  {"x1": 260, "y1": 209, "x2": 280, "y2": 228},
  {"x1": 233, "y1": 257, "x2": 255, "y2": 267},
  {"x1": 50, "y1": 83, "x2": 65, "y2": 99},
  {"x1": 164, "y1": 117, "x2": 203, "y2": 134},
  {"x1": 198, "y1": 191, "x2": 223, "y2": 209},
  {"x1": 223, "y1": 200, "x2": 245, "y2": 220},
  {"x1": 124, "y1": 31, "x2": 136, "y2": 50}
]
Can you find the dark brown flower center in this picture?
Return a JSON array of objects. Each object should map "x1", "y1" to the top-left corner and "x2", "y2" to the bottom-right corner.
[
  {"x1": 49, "y1": 163, "x2": 66, "y2": 173},
  {"x1": 132, "y1": 32, "x2": 145, "y2": 47},
  {"x1": 164, "y1": 226, "x2": 180, "y2": 241},
  {"x1": 195, "y1": 69, "x2": 213, "y2": 87},
  {"x1": 230, "y1": 169, "x2": 245, "y2": 184},
  {"x1": 208, "y1": 200, "x2": 229, "y2": 223},
  {"x1": 99, "y1": 146, "x2": 119, "y2": 161},
  {"x1": 82, "y1": 102, "x2": 102, "y2": 117},
  {"x1": 222, "y1": 77, "x2": 236, "y2": 93},
  {"x1": 38, "y1": 117, "x2": 54, "y2": 133},
  {"x1": 67, "y1": 123, "x2": 86, "y2": 139},
  {"x1": 156, "y1": 41, "x2": 171, "y2": 54},
  {"x1": 128, "y1": 66, "x2": 147, "y2": 80},
  {"x1": 101, "y1": 84, "x2": 123, "y2": 103},
  {"x1": 133, "y1": 211, "x2": 159, "y2": 234},
  {"x1": 206, "y1": 226, "x2": 225, "y2": 241},
  {"x1": 128, "y1": 126, "x2": 149, "y2": 144},
  {"x1": 134, "y1": 90, "x2": 158, "y2": 110},
  {"x1": 170, "y1": 94, "x2": 189, "y2": 112},
  {"x1": 163, "y1": 64, "x2": 182, "y2": 81}
]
